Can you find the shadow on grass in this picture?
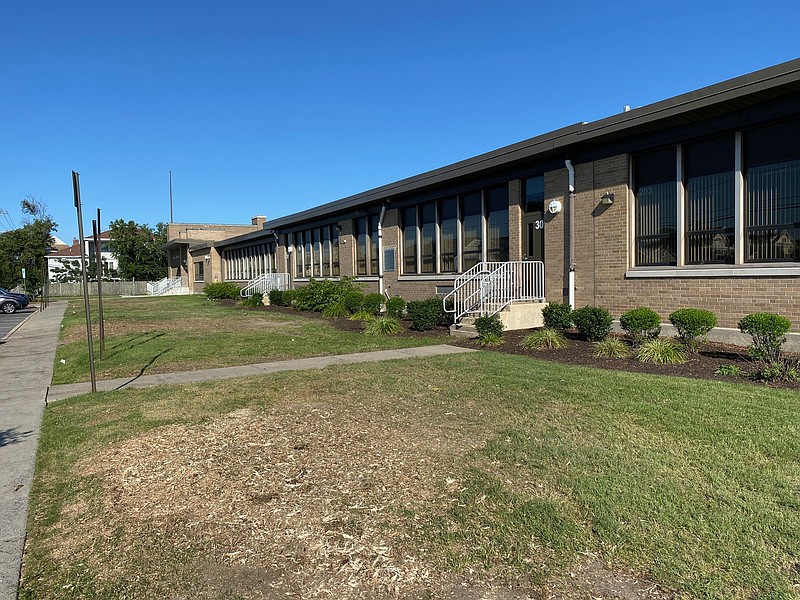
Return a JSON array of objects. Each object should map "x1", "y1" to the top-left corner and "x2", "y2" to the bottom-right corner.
[
  {"x1": 105, "y1": 332, "x2": 167, "y2": 358},
  {"x1": 115, "y1": 348, "x2": 172, "y2": 391}
]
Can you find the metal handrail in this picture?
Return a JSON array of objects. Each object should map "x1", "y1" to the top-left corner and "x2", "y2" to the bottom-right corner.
[
  {"x1": 240, "y1": 273, "x2": 291, "y2": 297},
  {"x1": 146, "y1": 277, "x2": 182, "y2": 296},
  {"x1": 443, "y1": 261, "x2": 544, "y2": 322}
]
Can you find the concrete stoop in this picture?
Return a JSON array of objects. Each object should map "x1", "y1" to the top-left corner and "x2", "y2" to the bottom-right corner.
[
  {"x1": 161, "y1": 286, "x2": 192, "y2": 296},
  {"x1": 449, "y1": 302, "x2": 547, "y2": 339}
]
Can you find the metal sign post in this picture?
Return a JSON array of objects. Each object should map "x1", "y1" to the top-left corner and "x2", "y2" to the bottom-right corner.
[
  {"x1": 72, "y1": 171, "x2": 97, "y2": 392},
  {"x1": 93, "y1": 214, "x2": 105, "y2": 360}
]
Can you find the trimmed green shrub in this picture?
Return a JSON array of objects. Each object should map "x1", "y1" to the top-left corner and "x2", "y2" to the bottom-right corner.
[
  {"x1": 738, "y1": 312, "x2": 791, "y2": 364},
  {"x1": 475, "y1": 315, "x2": 504, "y2": 346},
  {"x1": 240, "y1": 292, "x2": 263, "y2": 308},
  {"x1": 636, "y1": 338, "x2": 686, "y2": 364},
  {"x1": 204, "y1": 282, "x2": 241, "y2": 300},
  {"x1": 348, "y1": 310, "x2": 375, "y2": 321},
  {"x1": 520, "y1": 328, "x2": 568, "y2": 350},
  {"x1": 749, "y1": 358, "x2": 798, "y2": 382},
  {"x1": 268, "y1": 289, "x2": 284, "y2": 306},
  {"x1": 620, "y1": 307, "x2": 662, "y2": 346},
  {"x1": 572, "y1": 306, "x2": 612, "y2": 342},
  {"x1": 593, "y1": 338, "x2": 631, "y2": 358},
  {"x1": 669, "y1": 308, "x2": 717, "y2": 351},
  {"x1": 407, "y1": 298, "x2": 445, "y2": 331},
  {"x1": 542, "y1": 302, "x2": 573, "y2": 331},
  {"x1": 363, "y1": 316, "x2": 403, "y2": 335},
  {"x1": 362, "y1": 293, "x2": 384, "y2": 316},
  {"x1": 385, "y1": 297, "x2": 406, "y2": 318},
  {"x1": 281, "y1": 289, "x2": 297, "y2": 306},
  {"x1": 293, "y1": 278, "x2": 360, "y2": 312},
  {"x1": 343, "y1": 290, "x2": 365, "y2": 314}
]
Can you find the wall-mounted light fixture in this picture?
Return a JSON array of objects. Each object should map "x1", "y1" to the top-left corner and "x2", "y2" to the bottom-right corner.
[
  {"x1": 600, "y1": 192, "x2": 615, "y2": 205},
  {"x1": 204, "y1": 254, "x2": 210, "y2": 261},
  {"x1": 547, "y1": 199, "x2": 563, "y2": 214}
]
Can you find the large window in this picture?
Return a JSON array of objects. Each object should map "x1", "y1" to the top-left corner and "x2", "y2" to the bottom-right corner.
[
  {"x1": 402, "y1": 206, "x2": 417, "y2": 274},
  {"x1": 291, "y1": 225, "x2": 341, "y2": 277},
  {"x1": 745, "y1": 120, "x2": 800, "y2": 262},
  {"x1": 487, "y1": 186, "x2": 509, "y2": 262},
  {"x1": 420, "y1": 202, "x2": 437, "y2": 274},
  {"x1": 440, "y1": 197, "x2": 458, "y2": 272},
  {"x1": 685, "y1": 135, "x2": 735, "y2": 264},
  {"x1": 355, "y1": 217, "x2": 368, "y2": 276},
  {"x1": 194, "y1": 261, "x2": 204, "y2": 282},
  {"x1": 462, "y1": 192, "x2": 483, "y2": 270},
  {"x1": 633, "y1": 120, "x2": 800, "y2": 267},
  {"x1": 634, "y1": 147, "x2": 677, "y2": 266},
  {"x1": 222, "y1": 242, "x2": 276, "y2": 281}
]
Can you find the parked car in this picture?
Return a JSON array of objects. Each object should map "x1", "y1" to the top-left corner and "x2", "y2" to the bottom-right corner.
[
  {"x1": 0, "y1": 291, "x2": 24, "y2": 314},
  {"x1": 0, "y1": 288, "x2": 30, "y2": 308}
]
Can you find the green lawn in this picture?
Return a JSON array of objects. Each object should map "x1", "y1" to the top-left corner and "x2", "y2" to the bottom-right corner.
[
  {"x1": 53, "y1": 295, "x2": 448, "y2": 384},
  {"x1": 24, "y1": 351, "x2": 800, "y2": 599}
]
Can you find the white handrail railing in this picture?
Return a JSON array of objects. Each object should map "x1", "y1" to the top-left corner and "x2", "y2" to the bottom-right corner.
[
  {"x1": 147, "y1": 277, "x2": 182, "y2": 296},
  {"x1": 240, "y1": 273, "x2": 291, "y2": 297},
  {"x1": 443, "y1": 261, "x2": 544, "y2": 322}
]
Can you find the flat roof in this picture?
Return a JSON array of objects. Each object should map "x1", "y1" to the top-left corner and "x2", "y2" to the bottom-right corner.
[{"x1": 266, "y1": 58, "x2": 800, "y2": 230}]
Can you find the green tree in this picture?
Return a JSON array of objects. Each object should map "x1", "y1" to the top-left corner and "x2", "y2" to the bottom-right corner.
[
  {"x1": 0, "y1": 197, "x2": 57, "y2": 294},
  {"x1": 109, "y1": 220, "x2": 168, "y2": 280}
]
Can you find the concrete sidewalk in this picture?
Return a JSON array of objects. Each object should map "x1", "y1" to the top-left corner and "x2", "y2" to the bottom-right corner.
[
  {"x1": 0, "y1": 301, "x2": 66, "y2": 600},
  {"x1": 48, "y1": 343, "x2": 476, "y2": 402}
]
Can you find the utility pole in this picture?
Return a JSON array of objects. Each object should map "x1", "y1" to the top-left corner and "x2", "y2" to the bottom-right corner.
[
  {"x1": 169, "y1": 170, "x2": 174, "y2": 223},
  {"x1": 72, "y1": 171, "x2": 96, "y2": 392}
]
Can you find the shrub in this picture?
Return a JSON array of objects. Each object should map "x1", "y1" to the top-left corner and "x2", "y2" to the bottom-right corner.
[
  {"x1": 268, "y1": 289, "x2": 284, "y2": 306},
  {"x1": 636, "y1": 338, "x2": 686, "y2": 364},
  {"x1": 407, "y1": 298, "x2": 445, "y2": 331},
  {"x1": 593, "y1": 338, "x2": 631, "y2": 358},
  {"x1": 749, "y1": 358, "x2": 799, "y2": 382},
  {"x1": 204, "y1": 282, "x2": 241, "y2": 300},
  {"x1": 363, "y1": 316, "x2": 403, "y2": 335},
  {"x1": 240, "y1": 292, "x2": 263, "y2": 308},
  {"x1": 620, "y1": 307, "x2": 661, "y2": 345},
  {"x1": 475, "y1": 315, "x2": 504, "y2": 346},
  {"x1": 349, "y1": 310, "x2": 375, "y2": 321},
  {"x1": 520, "y1": 328, "x2": 568, "y2": 350},
  {"x1": 669, "y1": 308, "x2": 717, "y2": 351},
  {"x1": 715, "y1": 364, "x2": 743, "y2": 377},
  {"x1": 322, "y1": 301, "x2": 349, "y2": 318},
  {"x1": 738, "y1": 312, "x2": 791, "y2": 364},
  {"x1": 542, "y1": 302, "x2": 573, "y2": 331},
  {"x1": 362, "y1": 293, "x2": 384, "y2": 316},
  {"x1": 343, "y1": 290, "x2": 365, "y2": 314},
  {"x1": 281, "y1": 289, "x2": 297, "y2": 306},
  {"x1": 385, "y1": 297, "x2": 406, "y2": 318},
  {"x1": 293, "y1": 278, "x2": 360, "y2": 312},
  {"x1": 572, "y1": 306, "x2": 612, "y2": 342}
]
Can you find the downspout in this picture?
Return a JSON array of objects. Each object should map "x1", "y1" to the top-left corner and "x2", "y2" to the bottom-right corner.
[
  {"x1": 565, "y1": 159, "x2": 576, "y2": 309},
  {"x1": 377, "y1": 203, "x2": 387, "y2": 297}
]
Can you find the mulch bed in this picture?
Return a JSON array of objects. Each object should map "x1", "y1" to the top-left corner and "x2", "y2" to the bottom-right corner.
[{"x1": 241, "y1": 302, "x2": 800, "y2": 392}]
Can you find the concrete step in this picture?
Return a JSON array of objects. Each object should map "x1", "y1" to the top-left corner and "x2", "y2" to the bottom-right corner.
[{"x1": 449, "y1": 322, "x2": 478, "y2": 339}]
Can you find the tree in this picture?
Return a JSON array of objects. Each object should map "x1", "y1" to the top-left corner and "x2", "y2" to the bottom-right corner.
[
  {"x1": 109, "y1": 220, "x2": 168, "y2": 280},
  {"x1": 0, "y1": 197, "x2": 57, "y2": 293}
]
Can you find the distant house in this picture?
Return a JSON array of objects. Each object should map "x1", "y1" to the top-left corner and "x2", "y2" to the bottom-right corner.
[{"x1": 47, "y1": 230, "x2": 118, "y2": 281}]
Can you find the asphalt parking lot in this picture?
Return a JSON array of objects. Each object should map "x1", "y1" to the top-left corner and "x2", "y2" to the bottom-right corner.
[{"x1": 0, "y1": 307, "x2": 38, "y2": 341}]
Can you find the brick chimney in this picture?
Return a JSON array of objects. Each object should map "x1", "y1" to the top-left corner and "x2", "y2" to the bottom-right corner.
[{"x1": 252, "y1": 215, "x2": 267, "y2": 229}]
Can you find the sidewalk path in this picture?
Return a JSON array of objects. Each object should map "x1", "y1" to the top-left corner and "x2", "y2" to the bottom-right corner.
[
  {"x1": 0, "y1": 301, "x2": 67, "y2": 600},
  {"x1": 48, "y1": 344, "x2": 476, "y2": 402}
]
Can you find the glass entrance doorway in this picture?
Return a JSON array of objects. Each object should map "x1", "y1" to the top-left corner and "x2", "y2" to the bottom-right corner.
[{"x1": 523, "y1": 176, "x2": 545, "y2": 262}]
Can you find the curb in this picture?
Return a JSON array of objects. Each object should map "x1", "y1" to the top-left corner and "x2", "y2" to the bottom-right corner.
[{"x1": 1, "y1": 308, "x2": 38, "y2": 342}]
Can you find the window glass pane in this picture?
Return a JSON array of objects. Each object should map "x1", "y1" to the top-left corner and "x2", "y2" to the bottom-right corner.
[
  {"x1": 685, "y1": 136, "x2": 735, "y2": 264},
  {"x1": 194, "y1": 261, "x2": 204, "y2": 282},
  {"x1": 294, "y1": 232, "x2": 303, "y2": 276},
  {"x1": 304, "y1": 230, "x2": 313, "y2": 276},
  {"x1": 420, "y1": 202, "x2": 436, "y2": 273},
  {"x1": 461, "y1": 191, "x2": 482, "y2": 269},
  {"x1": 524, "y1": 176, "x2": 544, "y2": 212},
  {"x1": 440, "y1": 197, "x2": 457, "y2": 272},
  {"x1": 745, "y1": 121, "x2": 800, "y2": 262},
  {"x1": 634, "y1": 148, "x2": 677, "y2": 266},
  {"x1": 321, "y1": 226, "x2": 331, "y2": 277},
  {"x1": 369, "y1": 215, "x2": 379, "y2": 276},
  {"x1": 331, "y1": 226, "x2": 340, "y2": 276},
  {"x1": 402, "y1": 206, "x2": 417, "y2": 274},
  {"x1": 312, "y1": 229, "x2": 322, "y2": 276},
  {"x1": 356, "y1": 218, "x2": 367, "y2": 276},
  {"x1": 487, "y1": 186, "x2": 509, "y2": 262}
]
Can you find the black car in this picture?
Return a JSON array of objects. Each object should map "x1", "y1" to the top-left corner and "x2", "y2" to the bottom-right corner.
[
  {"x1": 0, "y1": 288, "x2": 30, "y2": 314},
  {"x1": 0, "y1": 287, "x2": 30, "y2": 306}
]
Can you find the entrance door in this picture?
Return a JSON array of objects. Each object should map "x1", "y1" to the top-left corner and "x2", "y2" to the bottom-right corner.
[{"x1": 523, "y1": 176, "x2": 545, "y2": 262}]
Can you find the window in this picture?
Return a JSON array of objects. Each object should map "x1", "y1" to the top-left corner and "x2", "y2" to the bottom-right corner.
[
  {"x1": 402, "y1": 206, "x2": 417, "y2": 274},
  {"x1": 420, "y1": 202, "x2": 436, "y2": 273},
  {"x1": 685, "y1": 135, "x2": 735, "y2": 264},
  {"x1": 745, "y1": 120, "x2": 800, "y2": 262},
  {"x1": 486, "y1": 186, "x2": 509, "y2": 262},
  {"x1": 294, "y1": 232, "x2": 303, "y2": 277},
  {"x1": 461, "y1": 192, "x2": 482, "y2": 270},
  {"x1": 440, "y1": 197, "x2": 458, "y2": 272},
  {"x1": 370, "y1": 215, "x2": 380, "y2": 276},
  {"x1": 355, "y1": 217, "x2": 368, "y2": 276},
  {"x1": 194, "y1": 261, "x2": 204, "y2": 282},
  {"x1": 331, "y1": 226, "x2": 340, "y2": 276},
  {"x1": 634, "y1": 147, "x2": 677, "y2": 266}
]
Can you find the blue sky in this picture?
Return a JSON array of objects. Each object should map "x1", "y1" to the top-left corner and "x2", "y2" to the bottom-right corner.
[{"x1": 2, "y1": 0, "x2": 798, "y2": 242}]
